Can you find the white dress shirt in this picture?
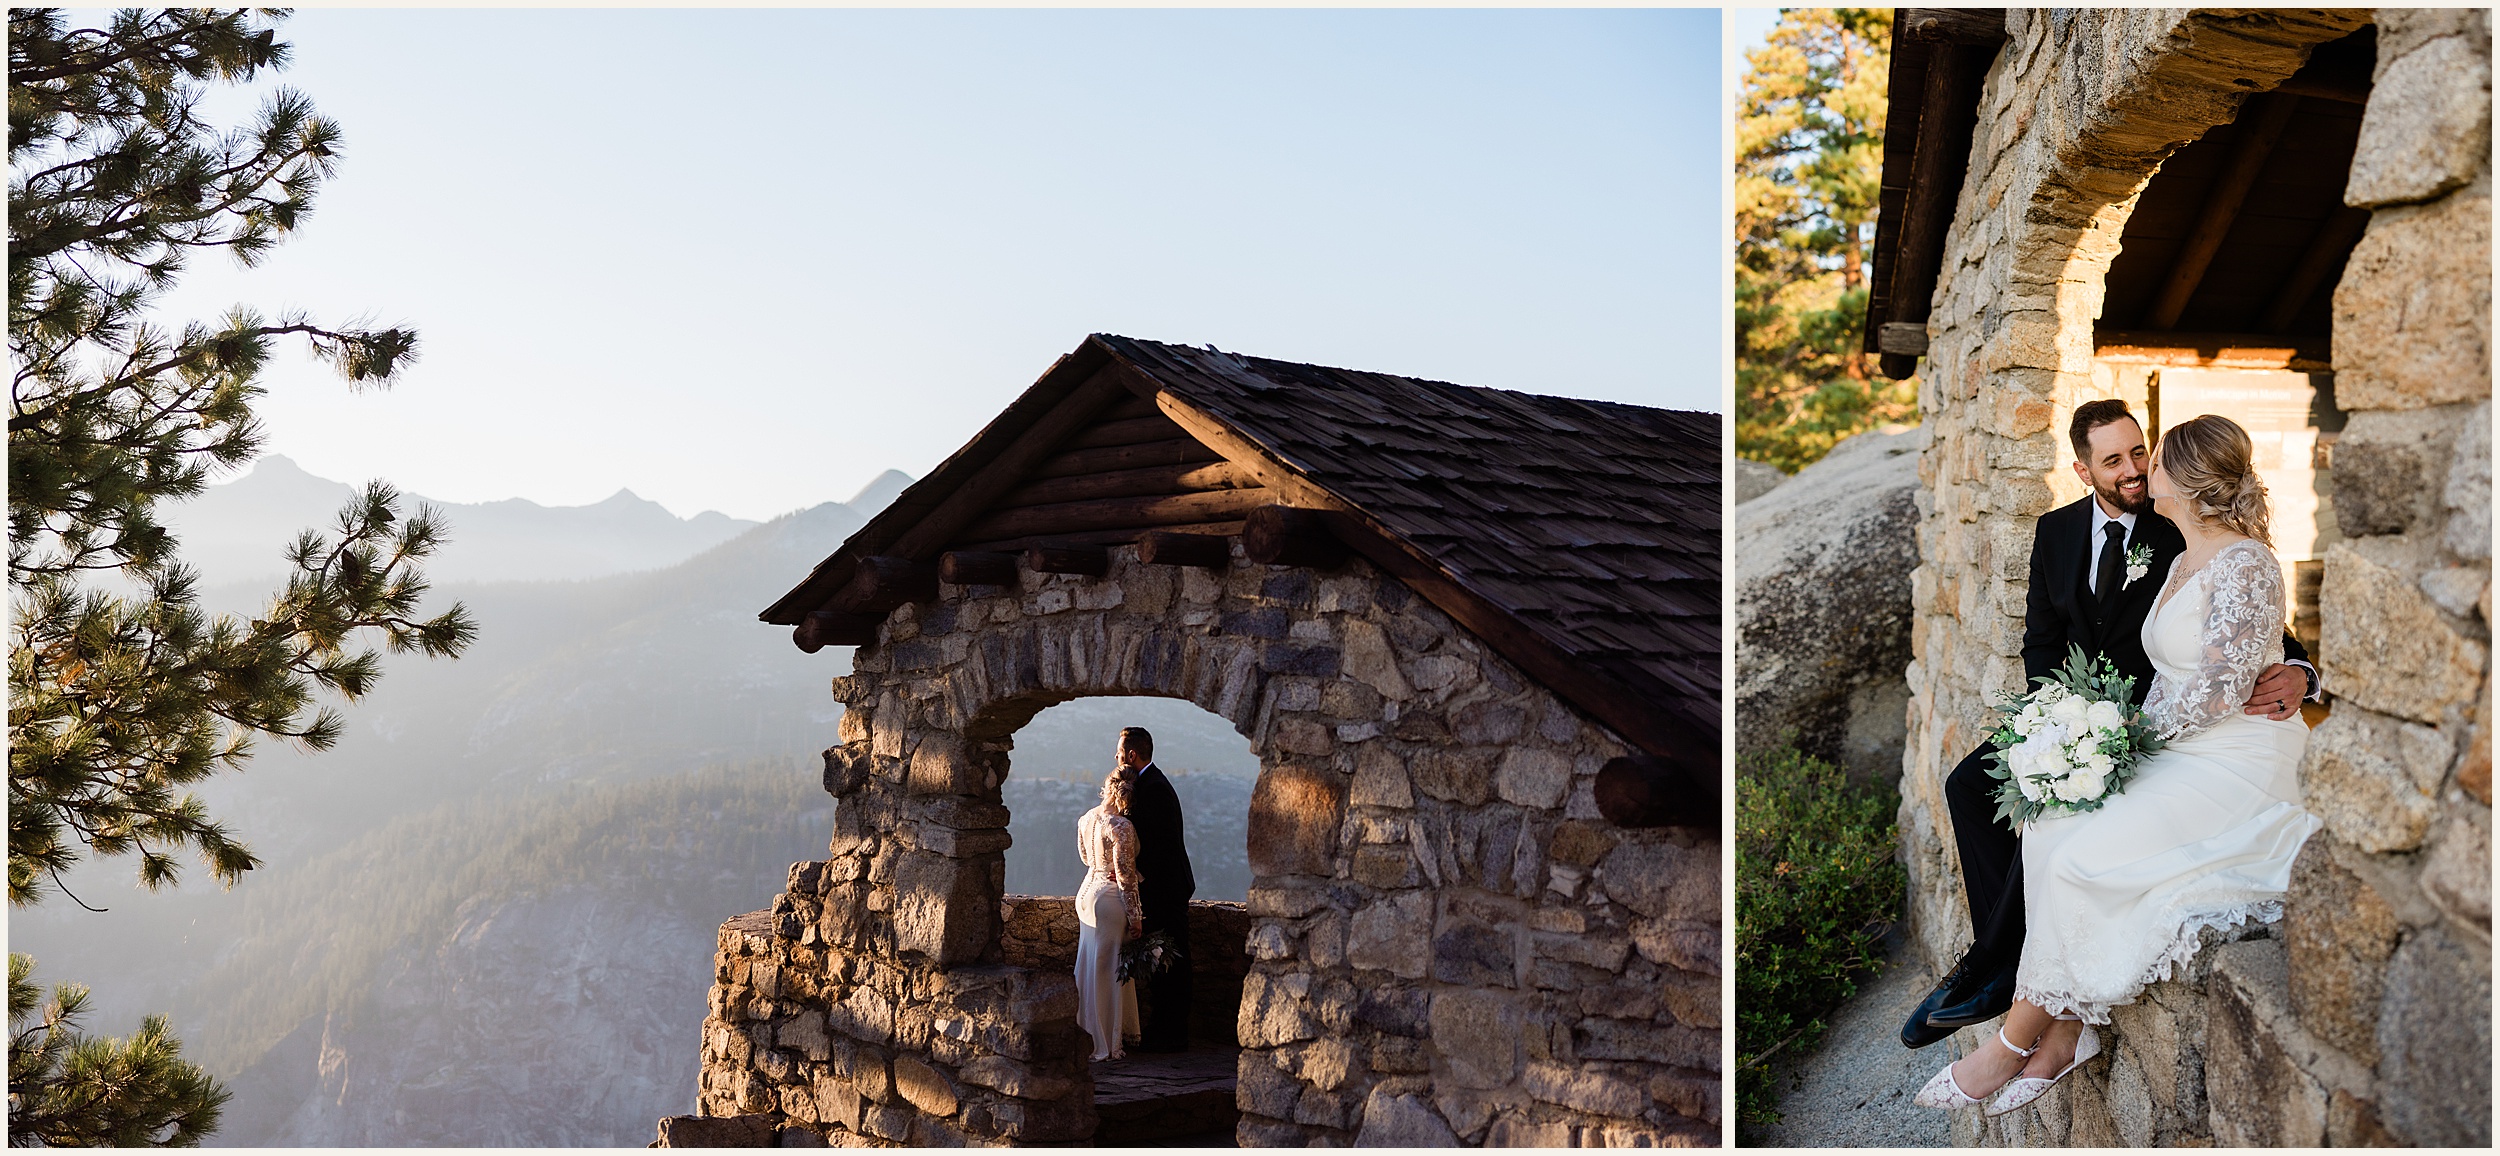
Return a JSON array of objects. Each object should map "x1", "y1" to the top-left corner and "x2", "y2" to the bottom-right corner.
[{"x1": 2087, "y1": 502, "x2": 2138, "y2": 597}]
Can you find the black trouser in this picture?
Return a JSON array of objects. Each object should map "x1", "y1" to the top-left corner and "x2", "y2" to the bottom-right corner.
[
  {"x1": 1945, "y1": 742, "x2": 2025, "y2": 981},
  {"x1": 1140, "y1": 902, "x2": 1193, "y2": 1048}
]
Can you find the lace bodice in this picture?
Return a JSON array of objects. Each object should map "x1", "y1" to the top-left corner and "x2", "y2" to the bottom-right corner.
[
  {"x1": 2140, "y1": 538, "x2": 2286, "y2": 743},
  {"x1": 1077, "y1": 807, "x2": 1140, "y2": 920}
]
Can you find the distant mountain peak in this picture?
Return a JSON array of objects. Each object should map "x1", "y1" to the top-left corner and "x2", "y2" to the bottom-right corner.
[{"x1": 845, "y1": 470, "x2": 915, "y2": 515}]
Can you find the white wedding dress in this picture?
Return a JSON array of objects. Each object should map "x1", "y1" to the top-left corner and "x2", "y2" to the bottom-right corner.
[
  {"x1": 1074, "y1": 806, "x2": 1142, "y2": 1060},
  {"x1": 2013, "y1": 538, "x2": 2322, "y2": 1024}
]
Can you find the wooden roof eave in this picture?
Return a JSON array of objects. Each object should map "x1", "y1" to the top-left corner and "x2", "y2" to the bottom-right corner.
[
  {"x1": 1863, "y1": 9, "x2": 2007, "y2": 380},
  {"x1": 759, "y1": 337, "x2": 1127, "y2": 625},
  {"x1": 1120, "y1": 360, "x2": 1710, "y2": 758}
]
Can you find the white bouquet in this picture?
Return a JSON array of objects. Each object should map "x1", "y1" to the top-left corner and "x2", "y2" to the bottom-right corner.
[{"x1": 1983, "y1": 645, "x2": 2165, "y2": 826}]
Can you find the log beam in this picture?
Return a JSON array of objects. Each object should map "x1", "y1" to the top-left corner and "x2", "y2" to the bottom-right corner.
[
  {"x1": 1896, "y1": 8, "x2": 2006, "y2": 44},
  {"x1": 997, "y1": 460, "x2": 1259, "y2": 509},
  {"x1": 1137, "y1": 531, "x2": 1232, "y2": 569},
  {"x1": 834, "y1": 555, "x2": 936, "y2": 612},
  {"x1": 952, "y1": 520, "x2": 1247, "y2": 555},
  {"x1": 1879, "y1": 34, "x2": 1989, "y2": 380},
  {"x1": 1025, "y1": 438, "x2": 1226, "y2": 480},
  {"x1": 938, "y1": 551, "x2": 1019, "y2": 586},
  {"x1": 2262, "y1": 204, "x2": 2372, "y2": 334},
  {"x1": 1243, "y1": 505, "x2": 1350, "y2": 569},
  {"x1": 956, "y1": 486, "x2": 1274, "y2": 543},
  {"x1": 796, "y1": 610, "x2": 883, "y2": 653},
  {"x1": 1024, "y1": 544, "x2": 1109, "y2": 577},
  {"x1": 1877, "y1": 322, "x2": 1930, "y2": 356},
  {"x1": 2093, "y1": 330, "x2": 2331, "y2": 371},
  {"x1": 880, "y1": 369, "x2": 1135, "y2": 561},
  {"x1": 1595, "y1": 755, "x2": 1717, "y2": 829},
  {"x1": 2143, "y1": 93, "x2": 2302, "y2": 331},
  {"x1": 1063, "y1": 414, "x2": 1190, "y2": 450}
]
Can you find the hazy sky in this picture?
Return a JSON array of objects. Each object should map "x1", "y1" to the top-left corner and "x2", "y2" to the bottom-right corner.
[{"x1": 140, "y1": 8, "x2": 1724, "y2": 522}]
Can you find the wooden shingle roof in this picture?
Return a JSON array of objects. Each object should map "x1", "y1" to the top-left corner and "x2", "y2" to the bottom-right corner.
[{"x1": 763, "y1": 334, "x2": 1719, "y2": 756}]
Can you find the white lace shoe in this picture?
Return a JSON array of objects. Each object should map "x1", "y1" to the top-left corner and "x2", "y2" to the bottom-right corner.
[
  {"x1": 1914, "y1": 1027, "x2": 2034, "y2": 1110},
  {"x1": 1986, "y1": 1023, "x2": 2102, "y2": 1117}
]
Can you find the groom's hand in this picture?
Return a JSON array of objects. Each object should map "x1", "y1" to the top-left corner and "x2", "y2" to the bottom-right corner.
[{"x1": 2243, "y1": 663, "x2": 2306, "y2": 719}]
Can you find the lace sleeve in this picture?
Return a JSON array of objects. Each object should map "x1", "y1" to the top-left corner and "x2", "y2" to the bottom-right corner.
[
  {"x1": 1108, "y1": 815, "x2": 1141, "y2": 922},
  {"x1": 2143, "y1": 542, "x2": 2287, "y2": 742}
]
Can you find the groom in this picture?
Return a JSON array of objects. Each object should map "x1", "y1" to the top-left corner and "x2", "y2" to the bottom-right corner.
[
  {"x1": 1900, "y1": 399, "x2": 2317, "y2": 1048},
  {"x1": 1118, "y1": 726, "x2": 1196, "y2": 1053}
]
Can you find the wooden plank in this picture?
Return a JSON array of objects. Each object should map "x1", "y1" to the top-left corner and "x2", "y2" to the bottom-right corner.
[
  {"x1": 1062, "y1": 414, "x2": 1190, "y2": 450},
  {"x1": 1025, "y1": 438, "x2": 1226, "y2": 480},
  {"x1": 997, "y1": 460, "x2": 1259, "y2": 509},
  {"x1": 2093, "y1": 330, "x2": 2330, "y2": 370},
  {"x1": 2262, "y1": 205, "x2": 2371, "y2": 333},
  {"x1": 955, "y1": 486, "x2": 1275, "y2": 543},
  {"x1": 2143, "y1": 93, "x2": 2302, "y2": 330},
  {"x1": 880, "y1": 368, "x2": 1136, "y2": 561}
]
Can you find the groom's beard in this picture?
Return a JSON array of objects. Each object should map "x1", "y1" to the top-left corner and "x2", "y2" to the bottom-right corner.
[{"x1": 2097, "y1": 475, "x2": 2152, "y2": 515}]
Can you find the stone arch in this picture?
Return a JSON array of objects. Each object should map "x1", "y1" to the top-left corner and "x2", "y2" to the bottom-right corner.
[{"x1": 1907, "y1": 7, "x2": 2374, "y2": 949}]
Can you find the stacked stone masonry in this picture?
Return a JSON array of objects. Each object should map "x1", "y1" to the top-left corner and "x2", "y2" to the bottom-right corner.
[
  {"x1": 689, "y1": 544, "x2": 1719, "y2": 1146},
  {"x1": 1901, "y1": 8, "x2": 2490, "y2": 1146}
]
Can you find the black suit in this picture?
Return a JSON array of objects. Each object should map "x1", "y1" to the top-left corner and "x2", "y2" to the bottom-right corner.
[
  {"x1": 1128, "y1": 763, "x2": 1195, "y2": 1048},
  {"x1": 1945, "y1": 497, "x2": 2309, "y2": 981}
]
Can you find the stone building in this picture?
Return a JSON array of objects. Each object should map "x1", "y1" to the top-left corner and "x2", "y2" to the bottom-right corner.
[
  {"x1": 658, "y1": 335, "x2": 1721, "y2": 1146},
  {"x1": 1870, "y1": 8, "x2": 2491, "y2": 1146}
]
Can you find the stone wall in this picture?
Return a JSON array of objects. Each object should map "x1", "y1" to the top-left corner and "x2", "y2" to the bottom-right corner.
[
  {"x1": 996, "y1": 895, "x2": 1251, "y2": 1047},
  {"x1": 687, "y1": 543, "x2": 1719, "y2": 1146},
  {"x1": 1901, "y1": 7, "x2": 2490, "y2": 1145}
]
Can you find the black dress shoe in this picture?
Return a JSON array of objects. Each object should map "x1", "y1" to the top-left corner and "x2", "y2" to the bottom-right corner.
[
  {"x1": 1924, "y1": 966, "x2": 2017, "y2": 1029},
  {"x1": 1900, "y1": 957, "x2": 1977, "y2": 1049}
]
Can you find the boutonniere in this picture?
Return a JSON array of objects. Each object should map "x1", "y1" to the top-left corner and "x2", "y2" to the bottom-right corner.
[{"x1": 2122, "y1": 543, "x2": 2153, "y2": 589}]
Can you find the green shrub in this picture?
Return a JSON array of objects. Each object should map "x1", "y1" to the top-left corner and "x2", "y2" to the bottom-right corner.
[{"x1": 1734, "y1": 743, "x2": 1906, "y2": 1132}]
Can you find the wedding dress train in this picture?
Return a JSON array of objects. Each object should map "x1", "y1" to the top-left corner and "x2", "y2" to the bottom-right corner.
[
  {"x1": 1075, "y1": 806, "x2": 1141, "y2": 1060},
  {"x1": 2013, "y1": 539, "x2": 2321, "y2": 1024}
]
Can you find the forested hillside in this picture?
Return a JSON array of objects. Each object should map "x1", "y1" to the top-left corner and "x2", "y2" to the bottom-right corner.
[{"x1": 12, "y1": 461, "x2": 1262, "y2": 1145}]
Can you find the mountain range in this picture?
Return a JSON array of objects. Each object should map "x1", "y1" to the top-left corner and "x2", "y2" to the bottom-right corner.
[{"x1": 10, "y1": 457, "x2": 1258, "y2": 1146}]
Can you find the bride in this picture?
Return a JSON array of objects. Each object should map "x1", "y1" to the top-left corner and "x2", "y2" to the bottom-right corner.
[
  {"x1": 1075, "y1": 769, "x2": 1145, "y2": 1062},
  {"x1": 1917, "y1": 414, "x2": 2323, "y2": 1115}
]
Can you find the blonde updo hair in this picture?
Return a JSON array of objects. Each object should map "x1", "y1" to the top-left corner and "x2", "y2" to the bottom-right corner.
[
  {"x1": 2157, "y1": 415, "x2": 2271, "y2": 545},
  {"x1": 1100, "y1": 769, "x2": 1135, "y2": 817}
]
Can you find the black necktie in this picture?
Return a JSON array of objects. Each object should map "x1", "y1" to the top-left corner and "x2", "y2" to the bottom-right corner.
[{"x1": 2094, "y1": 522, "x2": 2126, "y2": 611}]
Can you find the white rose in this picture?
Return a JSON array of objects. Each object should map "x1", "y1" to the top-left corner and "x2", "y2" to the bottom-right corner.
[
  {"x1": 2085, "y1": 699, "x2": 2125, "y2": 731},
  {"x1": 2050, "y1": 774, "x2": 2087, "y2": 804},
  {"x1": 2051, "y1": 695, "x2": 2092, "y2": 726},
  {"x1": 2018, "y1": 771, "x2": 2046, "y2": 802},
  {"x1": 2068, "y1": 767, "x2": 2108, "y2": 800}
]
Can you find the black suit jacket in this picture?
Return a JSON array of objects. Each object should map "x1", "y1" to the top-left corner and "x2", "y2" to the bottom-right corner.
[
  {"x1": 2022, "y1": 497, "x2": 2307, "y2": 705},
  {"x1": 1129, "y1": 764, "x2": 1195, "y2": 926}
]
